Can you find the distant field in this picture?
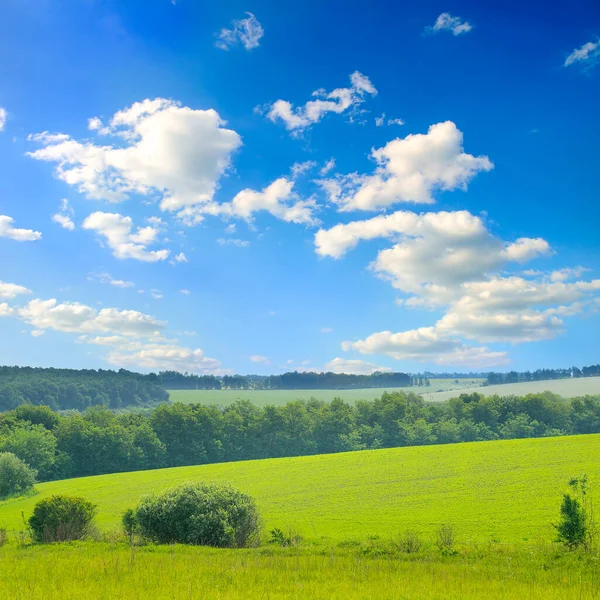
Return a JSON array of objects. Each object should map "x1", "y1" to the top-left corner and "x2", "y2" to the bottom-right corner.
[
  {"x1": 2, "y1": 433, "x2": 599, "y2": 544},
  {"x1": 167, "y1": 378, "x2": 485, "y2": 406},
  {"x1": 421, "y1": 376, "x2": 600, "y2": 403},
  {"x1": 167, "y1": 377, "x2": 600, "y2": 406}
]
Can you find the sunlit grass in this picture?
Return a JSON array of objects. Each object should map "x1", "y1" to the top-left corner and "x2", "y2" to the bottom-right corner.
[
  {"x1": 0, "y1": 541, "x2": 597, "y2": 599},
  {"x1": 1, "y1": 434, "x2": 599, "y2": 543}
]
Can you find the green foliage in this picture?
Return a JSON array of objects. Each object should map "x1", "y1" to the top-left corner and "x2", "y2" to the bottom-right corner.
[
  {"x1": 0, "y1": 452, "x2": 36, "y2": 499},
  {"x1": 0, "y1": 365, "x2": 168, "y2": 411},
  {"x1": 1, "y1": 390, "x2": 600, "y2": 494},
  {"x1": 554, "y1": 475, "x2": 592, "y2": 549},
  {"x1": 29, "y1": 495, "x2": 97, "y2": 542},
  {"x1": 0, "y1": 424, "x2": 57, "y2": 479},
  {"x1": 121, "y1": 508, "x2": 138, "y2": 541},
  {"x1": 132, "y1": 482, "x2": 261, "y2": 547}
]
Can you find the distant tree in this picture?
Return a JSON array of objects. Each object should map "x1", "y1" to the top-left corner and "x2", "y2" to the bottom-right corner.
[
  {"x1": 0, "y1": 424, "x2": 57, "y2": 480},
  {"x1": 0, "y1": 452, "x2": 36, "y2": 499}
]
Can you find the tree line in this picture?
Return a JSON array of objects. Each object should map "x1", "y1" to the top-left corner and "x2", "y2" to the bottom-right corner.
[
  {"x1": 0, "y1": 366, "x2": 168, "y2": 411},
  {"x1": 2, "y1": 390, "x2": 600, "y2": 482},
  {"x1": 159, "y1": 370, "x2": 413, "y2": 390},
  {"x1": 486, "y1": 364, "x2": 600, "y2": 385}
]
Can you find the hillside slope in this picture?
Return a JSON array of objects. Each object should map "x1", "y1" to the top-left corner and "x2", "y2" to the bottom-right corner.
[{"x1": 1, "y1": 434, "x2": 599, "y2": 543}]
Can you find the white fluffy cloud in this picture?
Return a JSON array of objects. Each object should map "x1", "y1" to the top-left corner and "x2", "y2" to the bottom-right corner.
[
  {"x1": 324, "y1": 357, "x2": 391, "y2": 375},
  {"x1": 106, "y1": 341, "x2": 224, "y2": 374},
  {"x1": 82, "y1": 211, "x2": 170, "y2": 262},
  {"x1": 319, "y1": 206, "x2": 599, "y2": 361},
  {"x1": 0, "y1": 215, "x2": 42, "y2": 241},
  {"x1": 28, "y1": 98, "x2": 242, "y2": 219},
  {"x1": 215, "y1": 12, "x2": 264, "y2": 51},
  {"x1": 315, "y1": 210, "x2": 550, "y2": 299},
  {"x1": 426, "y1": 13, "x2": 473, "y2": 36},
  {"x1": 343, "y1": 328, "x2": 508, "y2": 368},
  {"x1": 564, "y1": 39, "x2": 600, "y2": 68},
  {"x1": 265, "y1": 72, "x2": 377, "y2": 133},
  {"x1": 52, "y1": 199, "x2": 75, "y2": 230},
  {"x1": 0, "y1": 281, "x2": 31, "y2": 299},
  {"x1": 318, "y1": 122, "x2": 493, "y2": 211},
  {"x1": 204, "y1": 177, "x2": 319, "y2": 225},
  {"x1": 1, "y1": 288, "x2": 225, "y2": 374},
  {"x1": 0, "y1": 108, "x2": 6, "y2": 131}
]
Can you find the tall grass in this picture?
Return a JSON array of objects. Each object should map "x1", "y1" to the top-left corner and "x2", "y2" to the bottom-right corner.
[{"x1": 0, "y1": 541, "x2": 597, "y2": 599}]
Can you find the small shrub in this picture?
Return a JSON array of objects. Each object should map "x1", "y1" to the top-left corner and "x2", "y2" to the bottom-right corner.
[
  {"x1": 554, "y1": 475, "x2": 594, "y2": 550},
  {"x1": 436, "y1": 524, "x2": 457, "y2": 555},
  {"x1": 0, "y1": 452, "x2": 36, "y2": 499},
  {"x1": 122, "y1": 508, "x2": 139, "y2": 543},
  {"x1": 132, "y1": 481, "x2": 261, "y2": 548},
  {"x1": 396, "y1": 530, "x2": 423, "y2": 554},
  {"x1": 0, "y1": 528, "x2": 7, "y2": 547},
  {"x1": 269, "y1": 527, "x2": 303, "y2": 547},
  {"x1": 29, "y1": 495, "x2": 97, "y2": 542}
]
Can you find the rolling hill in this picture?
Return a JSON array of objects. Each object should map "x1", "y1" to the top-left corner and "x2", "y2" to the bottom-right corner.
[{"x1": 1, "y1": 433, "x2": 599, "y2": 543}]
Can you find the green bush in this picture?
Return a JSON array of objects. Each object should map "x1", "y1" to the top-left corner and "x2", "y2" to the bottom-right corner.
[
  {"x1": 0, "y1": 452, "x2": 36, "y2": 499},
  {"x1": 132, "y1": 481, "x2": 261, "y2": 547},
  {"x1": 29, "y1": 495, "x2": 97, "y2": 542}
]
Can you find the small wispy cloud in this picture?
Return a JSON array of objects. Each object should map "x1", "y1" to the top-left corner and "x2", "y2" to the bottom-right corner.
[
  {"x1": 425, "y1": 13, "x2": 473, "y2": 36},
  {"x1": 216, "y1": 13, "x2": 264, "y2": 51}
]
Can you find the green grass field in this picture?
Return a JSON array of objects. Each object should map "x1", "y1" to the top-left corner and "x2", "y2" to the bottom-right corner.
[
  {"x1": 2, "y1": 434, "x2": 599, "y2": 543},
  {"x1": 166, "y1": 377, "x2": 600, "y2": 406},
  {"x1": 1, "y1": 542, "x2": 596, "y2": 599},
  {"x1": 421, "y1": 376, "x2": 600, "y2": 403},
  {"x1": 167, "y1": 378, "x2": 485, "y2": 406}
]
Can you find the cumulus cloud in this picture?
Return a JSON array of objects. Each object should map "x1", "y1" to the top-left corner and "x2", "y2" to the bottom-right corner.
[
  {"x1": 343, "y1": 328, "x2": 508, "y2": 368},
  {"x1": 319, "y1": 207, "x2": 599, "y2": 359},
  {"x1": 318, "y1": 121, "x2": 493, "y2": 211},
  {"x1": 1, "y1": 290, "x2": 224, "y2": 374},
  {"x1": 0, "y1": 281, "x2": 32, "y2": 299},
  {"x1": 426, "y1": 13, "x2": 473, "y2": 36},
  {"x1": 173, "y1": 252, "x2": 188, "y2": 263},
  {"x1": 0, "y1": 108, "x2": 6, "y2": 131},
  {"x1": 52, "y1": 199, "x2": 75, "y2": 230},
  {"x1": 324, "y1": 357, "x2": 391, "y2": 375},
  {"x1": 215, "y1": 12, "x2": 264, "y2": 51},
  {"x1": 82, "y1": 211, "x2": 170, "y2": 262},
  {"x1": 564, "y1": 39, "x2": 600, "y2": 68},
  {"x1": 264, "y1": 71, "x2": 377, "y2": 133},
  {"x1": 28, "y1": 98, "x2": 242, "y2": 220},
  {"x1": 0, "y1": 215, "x2": 42, "y2": 241},
  {"x1": 204, "y1": 177, "x2": 319, "y2": 225}
]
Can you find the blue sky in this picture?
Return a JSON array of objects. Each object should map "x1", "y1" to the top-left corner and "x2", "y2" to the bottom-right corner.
[{"x1": 0, "y1": 0, "x2": 599, "y2": 375}]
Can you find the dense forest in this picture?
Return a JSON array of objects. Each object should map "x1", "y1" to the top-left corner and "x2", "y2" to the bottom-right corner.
[
  {"x1": 2, "y1": 390, "x2": 600, "y2": 482},
  {"x1": 485, "y1": 364, "x2": 600, "y2": 385},
  {"x1": 0, "y1": 366, "x2": 168, "y2": 411},
  {"x1": 159, "y1": 370, "x2": 413, "y2": 390}
]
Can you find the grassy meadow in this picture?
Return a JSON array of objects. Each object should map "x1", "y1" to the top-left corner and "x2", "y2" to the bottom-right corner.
[
  {"x1": 1, "y1": 433, "x2": 599, "y2": 543},
  {"x1": 167, "y1": 378, "x2": 485, "y2": 406},
  {"x1": 1, "y1": 542, "x2": 597, "y2": 599}
]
